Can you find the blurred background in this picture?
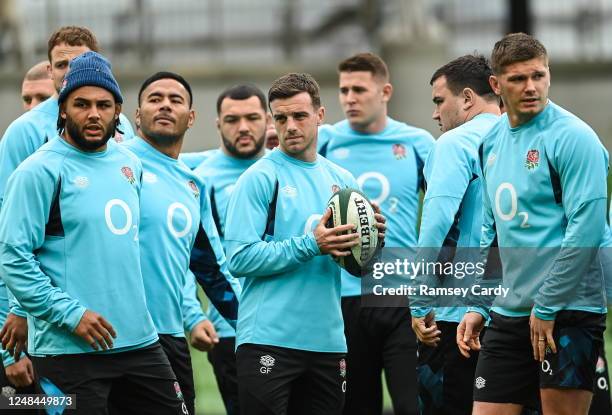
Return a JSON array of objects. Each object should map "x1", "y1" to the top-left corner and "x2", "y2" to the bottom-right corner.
[
  {"x1": 1, "y1": 0, "x2": 611, "y2": 151},
  {"x1": 0, "y1": 0, "x2": 611, "y2": 413}
]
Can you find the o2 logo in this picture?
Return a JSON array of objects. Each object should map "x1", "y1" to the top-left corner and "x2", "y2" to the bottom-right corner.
[
  {"x1": 104, "y1": 199, "x2": 133, "y2": 236},
  {"x1": 167, "y1": 202, "x2": 193, "y2": 238},
  {"x1": 494, "y1": 182, "x2": 530, "y2": 228},
  {"x1": 357, "y1": 172, "x2": 398, "y2": 213},
  {"x1": 105, "y1": 199, "x2": 193, "y2": 240}
]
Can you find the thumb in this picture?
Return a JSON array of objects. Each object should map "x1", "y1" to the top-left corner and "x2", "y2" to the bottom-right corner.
[{"x1": 320, "y1": 208, "x2": 331, "y2": 224}]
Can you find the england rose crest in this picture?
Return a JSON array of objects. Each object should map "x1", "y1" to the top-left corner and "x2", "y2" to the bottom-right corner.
[
  {"x1": 525, "y1": 149, "x2": 539, "y2": 170},
  {"x1": 392, "y1": 143, "x2": 406, "y2": 160},
  {"x1": 121, "y1": 166, "x2": 136, "y2": 184},
  {"x1": 188, "y1": 180, "x2": 200, "y2": 198},
  {"x1": 113, "y1": 132, "x2": 124, "y2": 143}
]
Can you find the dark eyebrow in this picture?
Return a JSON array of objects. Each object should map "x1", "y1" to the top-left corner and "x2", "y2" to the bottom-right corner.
[
  {"x1": 168, "y1": 93, "x2": 185, "y2": 101},
  {"x1": 432, "y1": 96, "x2": 443, "y2": 104}
]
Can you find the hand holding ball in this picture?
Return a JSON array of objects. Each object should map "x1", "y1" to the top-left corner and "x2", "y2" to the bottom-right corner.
[{"x1": 325, "y1": 188, "x2": 380, "y2": 276}]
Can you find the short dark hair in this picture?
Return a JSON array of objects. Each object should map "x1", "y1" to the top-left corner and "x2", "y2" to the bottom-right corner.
[
  {"x1": 430, "y1": 54, "x2": 496, "y2": 99},
  {"x1": 138, "y1": 71, "x2": 194, "y2": 108},
  {"x1": 268, "y1": 73, "x2": 321, "y2": 109},
  {"x1": 216, "y1": 84, "x2": 267, "y2": 115},
  {"x1": 491, "y1": 33, "x2": 548, "y2": 74},
  {"x1": 338, "y1": 52, "x2": 389, "y2": 82},
  {"x1": 47, "y1": 26, "x2": 99, "y2": 62}
]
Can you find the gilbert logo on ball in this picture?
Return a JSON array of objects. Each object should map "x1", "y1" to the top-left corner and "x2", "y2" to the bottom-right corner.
[{"x1": 327, "y1": 188, "x2": 379, "y2": 277}]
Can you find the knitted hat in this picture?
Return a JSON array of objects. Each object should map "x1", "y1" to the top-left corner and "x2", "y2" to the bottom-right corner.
[{"x1": 58, "y1": 51, "x2": 123, "y2": 104}]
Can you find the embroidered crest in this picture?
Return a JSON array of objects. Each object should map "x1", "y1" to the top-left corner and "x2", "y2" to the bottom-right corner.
[
  {"x1": 173, "y1": 381, "x2": 183, "y2": 400},
  {"x1": 121, "y1": 166, "x2": 135, "y2": 184},
  {"x1": 331, "y1": 184, "x2": 341, "y2": 194},
  {"x1": 525, "y1": 149, "x2": 539, "y2": 170},
  {"x1": 339, "y1": 359, "x2": 347, "y2": 378},
  {"x1": 188, "y1": 180, "x2": 200, "y2": 198},
  {"x1": 113, "y1": 132, "x2": 124, "y2": 143},
  {"x1": 392, "y1": 143, "x2": 406, "y2": 160}
]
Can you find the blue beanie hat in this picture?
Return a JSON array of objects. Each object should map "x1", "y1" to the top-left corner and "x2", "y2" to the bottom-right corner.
[{"x1": 58, "y1": 51, "x2": 123, "y2": 104}]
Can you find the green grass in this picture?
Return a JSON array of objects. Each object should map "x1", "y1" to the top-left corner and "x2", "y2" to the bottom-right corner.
[
  {"x1": 191, "y1": 314, "x2": 612, "y2": 415},
  {"x1": 190, "y1": 345, "x2": 226, "y2": 415}
]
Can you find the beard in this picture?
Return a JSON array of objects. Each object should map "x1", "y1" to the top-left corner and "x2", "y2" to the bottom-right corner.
[
  {"x1": 65, "y1": 113, "x2": 115, "y2": 151},
  {"x1": 140, "y1": 122, "x2": 183, "y2": 148},
  {"x1": 222, "y1": 131, "x2": 265, "y2": 159}
]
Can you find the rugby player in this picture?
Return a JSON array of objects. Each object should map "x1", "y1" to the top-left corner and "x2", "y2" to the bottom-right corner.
[
  {"x1": 458, "y1": 33, "x2": 608, "y2": 415},
  {"x1": 193, "y1": 83, "x2": 268, "y2": 415},
  {"x1": 124, "y1": 71, "x2": 242, "y2": 415},
  {"x1": 0, "y1": 60, "x2": 55, "y2": 415},
  {"x1": 319, "y1": 52, "x2": 433, "y2": 415},
  {"x1": 265, "y1": 121, "x2": 279, "y2": 149},
  {"x1": 409, "y1": 54, "x2": 500, "y2": 415},
  {"x1": 0, "y1": 51, "x2": 186, "y2": 413},
  {"x1": 20, "y1": 60, "x2": 54, "y2": 111},
  {"x1": 0, "y1": 25, "x2": 135, "y2": 385},
  {"x1": 224, "y1": 72, "x2": 385, "y2": 414}
]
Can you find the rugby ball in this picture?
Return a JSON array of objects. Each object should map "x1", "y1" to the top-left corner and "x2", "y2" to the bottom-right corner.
[{"x1": 327, "y1": 188, "x2": 379, "y2": 277}]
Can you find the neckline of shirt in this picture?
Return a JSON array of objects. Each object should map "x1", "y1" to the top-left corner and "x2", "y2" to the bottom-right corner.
[
  {"x1": 57, "y1": 135, "x2": 109, "y2": 157},
  {"x1": 508, "y1": 100, "x2": 551, "y2": 134},
  {"x1": 340, "y1": 116, "x2": 396, "y2": 137},
  {"x1": 275, "y1": 147, "x2": 320, "y2": 168},
  {"x1": 218, "y1": 150, "x2": 262, "y2": 167},
  {"x1": 135, "y1": 136, "x2": 180, "y2": 165}
]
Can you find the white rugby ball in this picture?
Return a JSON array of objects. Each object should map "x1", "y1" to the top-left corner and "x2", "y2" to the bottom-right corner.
[{"x1": 327, "y1": 188, "x2": 379, "y2": 277}]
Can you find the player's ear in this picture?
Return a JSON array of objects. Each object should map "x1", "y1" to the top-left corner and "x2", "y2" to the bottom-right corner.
[
  {"x1": 462, "y1": 88, "x2": 475, "y2": 111},
  {"x1": 215, "y1": 117, "x2": 221, "y2": 132},
  {"x1": 317, "y1": 105, "x2": 325, "y2": 125},
  {"x1": 187, "y1": 109, "x2": 195, "y2": 129},
  {"x1": 489, "y1": 75, "x2": 501, "y2": 95},
  {"x1": 382, "y1": 83, "x2": 393, "y2": 103},
  {"x1": 115, "y1": 103, "x2": 122, "y2": 119}
]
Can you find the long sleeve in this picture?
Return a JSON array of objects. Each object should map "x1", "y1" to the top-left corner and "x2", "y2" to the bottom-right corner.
[
  {"x1": 181, "y1": 270, "x2": 208, "y2": 333},
  {"x1": 0, "y1": 169, "x2": 86, "y2": 332},
  {"x1": 0, "y1": 282, "x2": 24, "y2": 367},
  {"x1": 0, "y1": 121, "x2": 42, "y2": 204},
  {"x1": 190, "y1": 190, "x2": 241, "y2": 328},
  {"x1": 465, "y1": 142, "x2": 501, "y2": 320},
  {"x1": 410, "y1": 135, "x2": 474, "y2": 317},
  {"x1": 224, "y1": 166, "x2": 321, "y2": 278},
  {"x1": 533, "y1": 126, "x2": 608, "y2": 319}
]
